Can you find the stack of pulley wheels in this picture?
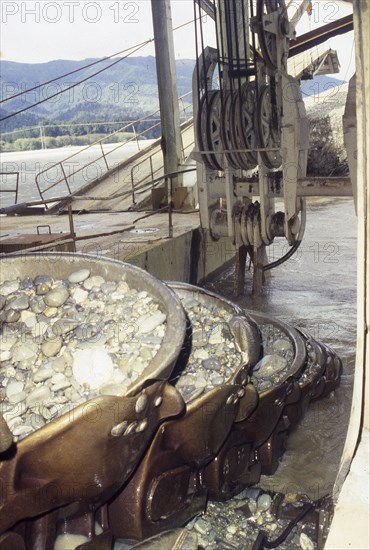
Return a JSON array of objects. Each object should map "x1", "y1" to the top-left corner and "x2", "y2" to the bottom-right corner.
[
  {"x1": 197, "y1": 84, "x2": 260, "y2": 172},
  {"x1": 0, "y1": 260, "x2": 342, "y2": 549}
]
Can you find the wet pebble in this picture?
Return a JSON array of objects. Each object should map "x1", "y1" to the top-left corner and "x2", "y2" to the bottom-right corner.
[
  {"x1": 44, "y1": 286, "x2": 69, "y2": 307},
  {"x1": 4, "y1": 309, "x2": 21, "y2": 323},
  {"x1": 6, "y1": 295, "x2": 29, "y2": 311},
  {"x1": 300, "y1": 532, "x2": 315, "y2": 550},
  {"x1": 0, "y1": 280, "x2": 19, "y2": 296},
  {"x1": 273, "y1": 338, "x2": 292, "y2": 353},
  {"x1": 26, "y1": 386, "x2": 51, "y2": 408},
  {"x1": 6, "y1": 381, "x2": 24, "y2": 398},
  {"x1": 68, "y1": 269, "x2": 91, "y2": 284},
  {"x1": 257, "y1": 493, "x2": 272, "y2": 511},
  {"x1": 30, "y1": 296, "x2": 46, "y2": 313},
  {"x1": 12, "y1": 342, "x2": 38, "y2": 362},
  {"x1": 41, "y1": 337, "x2": 63, "y2": 358},
  {"x1": 137, "y1": 312, "x2": 166, "y2": 334},
  {"x1": 33, "y1": 366, "x2": 54, "y2": 382},
  {"x1": 253, "y1": 355, "x2": 288, "y2": 378},
  {"x1": 36, "y1": 281, "x2": 53, "y2": 295},
  {"x1": 34, "y1": 275, "x2": 53, "y2": 286}
]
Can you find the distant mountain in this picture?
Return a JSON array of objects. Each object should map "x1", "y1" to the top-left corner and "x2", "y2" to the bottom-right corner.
[{"x1": 0, "y1": 56, "x2": 195, "y2": 132}]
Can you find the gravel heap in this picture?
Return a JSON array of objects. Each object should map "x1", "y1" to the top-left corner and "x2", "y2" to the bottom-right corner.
[
  {"x1": 0, "y1": 269, "x2": 166, "y2": 441},
  {"x1": 183, "y1": 489, "x2": 318, "y2": 550},
  {"x1": 171, "y1": 295, "x2": 244, "y2": 402},
  {"x1": 114, "y1": 489, "x2": 319, "y2": 550},
  {"x1": 250, "y1": 324, "x2": 295, "y2": 392}
]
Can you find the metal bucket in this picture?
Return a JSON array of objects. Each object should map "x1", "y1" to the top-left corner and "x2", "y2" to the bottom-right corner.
[
  {"x1": 108, "y1": 282, "x2": 261, "y2": 540},
  {"x1": 188, "y1": 299, "x2": 308, "y2": 499},
  {"x1": 0, "y1": 253, "x2": 186, "y2": 546}
]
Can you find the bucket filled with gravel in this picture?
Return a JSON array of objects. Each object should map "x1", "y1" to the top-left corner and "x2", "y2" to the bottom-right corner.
[
  {"x1": 0, "y1": 252, "x2": 186, "y2": 537},
  {"x1": 108, "y1": 282, "x2": 263, "y2": 541}
]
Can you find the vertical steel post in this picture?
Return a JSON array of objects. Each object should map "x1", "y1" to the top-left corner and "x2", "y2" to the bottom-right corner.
[{"x1": 151, "y1": 0, "x2": 183, "y2": 188}]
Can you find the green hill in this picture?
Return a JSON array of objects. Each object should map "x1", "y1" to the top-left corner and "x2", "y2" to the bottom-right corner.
[{"x1": 0, "y1": 56, "x2": 195, "y2": 134}]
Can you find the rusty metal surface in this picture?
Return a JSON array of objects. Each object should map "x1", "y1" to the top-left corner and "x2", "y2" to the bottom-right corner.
[{"x1": 0, "y1": 233, "x2": 74, "y2": 254}]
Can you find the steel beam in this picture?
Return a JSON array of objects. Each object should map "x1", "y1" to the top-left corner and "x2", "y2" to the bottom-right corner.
[{"x1": 289, "y1": 14, "x2": 353, "y2": 58}]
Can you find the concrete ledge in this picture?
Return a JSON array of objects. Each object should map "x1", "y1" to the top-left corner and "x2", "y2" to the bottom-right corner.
[{"x1": 325, "y1": 430, "x2": 370, "y2": 549}]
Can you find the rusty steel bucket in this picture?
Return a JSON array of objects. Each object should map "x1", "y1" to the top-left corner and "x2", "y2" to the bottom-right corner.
[
  {"x1": 108, "y1": 283, "x2": 261, "y2": 541},
  {"x1": 0, "y1": 253, "x2": 187, "y2": 547},
  {"x1": 165, "y1": 288, "x2": 308, "y2": 500}
]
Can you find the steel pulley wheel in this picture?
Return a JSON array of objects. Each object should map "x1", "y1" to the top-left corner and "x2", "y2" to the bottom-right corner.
[
  {"x1": 206, "y1": 91, "x2": 224, "y2": 171},
  {"x1": 256, "y1": 0, "x2": 289, "y2": 72},
  {"x1": 197, "y1": 91, "x2": 221, "y2": 171},
  {"x1": 256, "y1": 85, "x2": 282, "y2": 170},
  {"x1": 221, "y1": 91, "x2": 240, "y2": 169},
  {"x1": 233, "y1": 82, "x2": 258, "y2": 169}
]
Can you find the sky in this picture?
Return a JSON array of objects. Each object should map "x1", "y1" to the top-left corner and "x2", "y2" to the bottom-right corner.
[{"x1": 0, "y1": 0, "x2": 355, "y2": 80}]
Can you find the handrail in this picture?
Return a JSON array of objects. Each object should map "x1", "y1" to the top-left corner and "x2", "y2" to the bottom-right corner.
[
  {"x1": 35, "y1": 92, "x2": 193, "y2": 204},
  {"x1": 0, "y1": 172, "x2": 19, "y2": 204},
  {"x1": 130, "y1": 118, "x2": 195, "y2": 205},
  {"x1": 133, "y1": 167, "x2": 197, "y2": 237}
]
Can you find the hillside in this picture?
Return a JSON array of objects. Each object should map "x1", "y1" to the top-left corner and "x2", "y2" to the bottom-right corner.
[{"x1": 0, "y1": 56, "x2": 195, "y2": 132}]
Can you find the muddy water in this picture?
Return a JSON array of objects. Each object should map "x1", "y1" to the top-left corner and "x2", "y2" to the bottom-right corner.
[{"x1": 204, "y1": 198, "x2": 357, "y2": 499}]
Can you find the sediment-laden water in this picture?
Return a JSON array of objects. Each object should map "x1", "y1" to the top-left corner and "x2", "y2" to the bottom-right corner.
[{"x1": 205, "y1": 198, "x2": 357, "y2": 501}]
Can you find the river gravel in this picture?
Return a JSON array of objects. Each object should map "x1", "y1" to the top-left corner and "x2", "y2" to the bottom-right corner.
[{"x1": 0, "y1": 269, "x2": 166, "y2": 441}]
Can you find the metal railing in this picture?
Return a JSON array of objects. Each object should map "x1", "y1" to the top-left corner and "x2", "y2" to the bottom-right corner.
[
  {"x1": 131, "y1": 167, "x2": 197, "y2": 238},
  {"x1": 35, "y1": 92, "x2": 193, "y2": 205},
  {"x1": 130, "y1": 118, "x2": 195, "y2": 205},
  {"x1": 0, "y1": 172, "x2": 19, "y2": 205}
]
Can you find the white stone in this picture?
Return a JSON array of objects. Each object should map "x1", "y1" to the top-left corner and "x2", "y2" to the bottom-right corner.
[
  {"x1": 6, "y1": 381, "x2": 24, "y2": 398},
  {"x1": 44, "y1": 286, "x2": 69, "y2": 307},
  {"x1": 71, "y1": 287, "x2": 89, "y2": 304},
  {"x1": 0, "y1": 336, "x2": 17, "y2": 352},
  {"x1": 208, "y1": 325, "x2": 224, "y2": 345},
  {"x1": 41, "y1": 338, "x2": 63, "y2": 358},
  {"x1": 3, "y1": 403, "x2": 28, "y2": 422},
  {"x1": 194, "y1": 349, "x2": 209, "y2": 360},
  {"x1": 52, "y1": 380, "x2": 72, "y2": 392},
  {"x1": 0, "y1": 350, "x2": 11, "y2": 362},
  {"x1": 253, "y1": 354, "x2": 288, "y2": 379},
  {"x1": 300, "y1": 533, "x2": 315, "y2": 550},
  {"x1": 137, "y1": 312, "x2": 166, "y2": 334},
  {"x1": 91, "y1": 275, "x2": 105, "y2": 287},
  {"x1": 12, "y1": 424, "x2": 33, "y2": 437},
  {"x1": 26, "y1": 386, "x2": 52, "y2": 408},
  {"x1": 33, "y1": 367, "x2": 54, "y2": 383},
  {"x1": 257, "y1": 493, "x2": 272, "y2": 511},
  {"x1": 68, "y1": 269, "x2": 91, "y2": 284},
  {"x1": 8, "y1": 391, "x2": 27, "y2": 404},
  {"x1": 11, "y1": 342, "x2": 38, "y2": 362},
  {"x1": 72, "y1": 348, "x2": 114, "y2": 390},
  {"x1": 0, "y1": 280, "x2": 19, "y2": 296}
]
